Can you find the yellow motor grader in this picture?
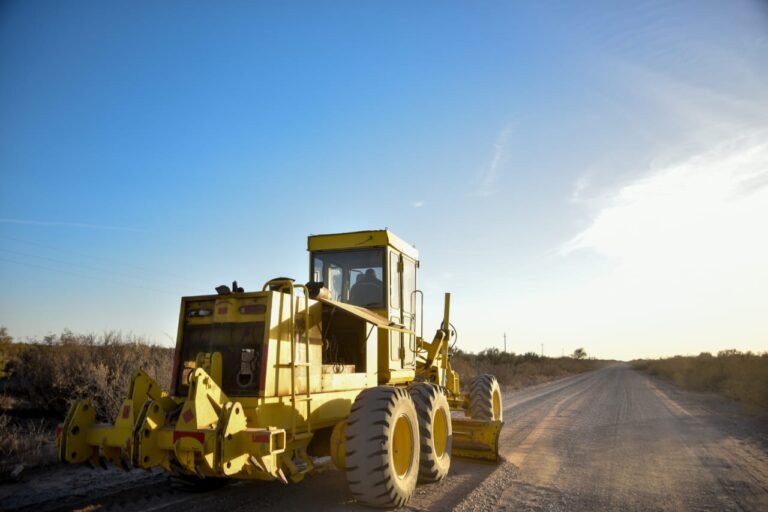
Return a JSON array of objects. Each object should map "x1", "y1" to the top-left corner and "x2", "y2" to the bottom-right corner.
[{"x1": 57, "y1": 230, "x2": 503, "y2": 508}]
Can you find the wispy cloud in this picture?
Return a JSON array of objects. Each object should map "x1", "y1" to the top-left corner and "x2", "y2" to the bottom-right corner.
[
  {"x1": 0, "y1": 218, "x2": 144, "y2": 232},
  {"x1": 412, "y1": 200, "x2": 425, "y2": 208},
  {"x1": 475, "y1": 125, "x2": 513, "y2": 197},
  {"x1": 506, "y1": 33, "x2": 768, "y2": 358},
  {"x1": 536, "y1": 131, "x2": 768, "y2": 357},
  {"x1": 564, "y1": 132, "x2": 768, "y2": 258},
  {"x1": 610, "y1": 60, "x2": 768, "y2": 163},
  {"x1": 568, "y1": 58, "x2": 768, "y2": 217},
  {"x1": 570, "y1": 174, "x2": 593, "y2": 205}
]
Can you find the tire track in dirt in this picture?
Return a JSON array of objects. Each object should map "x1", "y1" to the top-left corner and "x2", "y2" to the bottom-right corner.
[
  {"x1": 455, "y1": 364, "x2": 768, "y2": 512},
  {"x1": 454, "y1": 369, "x2": 605, "y2": 511}
]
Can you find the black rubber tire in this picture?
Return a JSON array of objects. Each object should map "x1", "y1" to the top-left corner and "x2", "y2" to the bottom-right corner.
[
  {"x1": 469, "y1": 374, "x2": 503, "y2": 421},
  {"x1": 345, "y1": 386, "x2": 420, "y2": 508},
  {"x1": 409, "y1": 383, "x2": 452, "y2": 482}
]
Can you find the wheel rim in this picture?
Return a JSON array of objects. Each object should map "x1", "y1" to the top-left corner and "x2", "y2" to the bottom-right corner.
[
  {"x1": 392, "y1": 414, "x2": 414, "y2": 478},
  {"x1": 433, "y1": 407, "x2": 448, "y2": 458},
  {"x1": 492, "y1": 389, "x2": 501, "y2": 420}
]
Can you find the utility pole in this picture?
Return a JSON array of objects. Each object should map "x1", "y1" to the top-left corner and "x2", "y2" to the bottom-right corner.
[
  {"x1": 503, "y1": 333, "x2": 507, "y2": 353},
  {"x1": 541, "y1": 343, "x2": 544, "y2": 357}
]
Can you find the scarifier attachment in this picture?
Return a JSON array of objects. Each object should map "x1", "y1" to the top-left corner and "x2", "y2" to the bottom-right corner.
[
  {"x1": 57, "y1": 363, "x2": 296, "y2": 482},
  {"x1": 57, "y1": 399, "x2": 97, "y2": 465},
  {"x1": 133, "y1": 399, "x2": 170, "y2": 470},
  {"x1": 57, "y1": 369, "x2": 177, "y2": 468},
  {"x1": 450, "y1": 418, "x2": 503, "y2": 462}
]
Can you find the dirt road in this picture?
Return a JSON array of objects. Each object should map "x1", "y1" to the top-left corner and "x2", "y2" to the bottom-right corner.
[{"x1": 2, "y1": 364, "x2": 767, "y2": 511}]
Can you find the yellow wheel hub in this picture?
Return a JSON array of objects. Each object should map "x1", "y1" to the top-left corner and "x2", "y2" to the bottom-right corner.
[
  {"x1": 492, "y1": 390, "x2": 501, "y2": 420},
  {"x1": 392, "y1": 414, "x2": 414, "y2": 478},
  {"x1": 433, "y1": 407, "x2": 448, "y2": 458}
]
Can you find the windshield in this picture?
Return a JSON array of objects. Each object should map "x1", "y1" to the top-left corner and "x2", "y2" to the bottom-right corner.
[{"x1": 311, "y1": 248, "x2": 385, "y2": 308}]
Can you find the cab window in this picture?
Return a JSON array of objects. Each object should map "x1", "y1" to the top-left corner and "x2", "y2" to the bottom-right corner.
[{"x1": 312, "y1": 248, "x2": 385, "y2": 308}]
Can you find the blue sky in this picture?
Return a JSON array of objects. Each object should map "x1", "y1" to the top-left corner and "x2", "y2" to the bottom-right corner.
[{"x1": 1, "y1": 1, "x2": 767, "y2": 359}]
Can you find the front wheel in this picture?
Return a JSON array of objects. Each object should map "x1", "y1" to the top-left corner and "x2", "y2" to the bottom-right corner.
[
  {"x1": 345, "y1": 386, "x2": 420, "y2": 508},
  {"x1": 469, "y1": 374, "x2": 503, "y2": 421}
]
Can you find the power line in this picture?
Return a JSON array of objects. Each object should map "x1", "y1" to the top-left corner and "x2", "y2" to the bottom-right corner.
[
  {"x1": 0, "y1": 235, "x2": 193, "y2": 283},
  {"x1": 0, "y1": 256, "x2": 176, "y2": 295},
  {"x1": 0, "y1": 247, "x2": 187, "y2": 290}
]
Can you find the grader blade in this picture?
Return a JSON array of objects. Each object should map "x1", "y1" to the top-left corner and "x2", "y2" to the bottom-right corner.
[{"x1": 450, "y1": 418, "x2": 503, "y2": 462}]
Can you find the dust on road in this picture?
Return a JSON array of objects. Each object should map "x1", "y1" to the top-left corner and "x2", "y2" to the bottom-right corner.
[{"x1": 2, "y1": 364, "x2": 766, "y2": 511}]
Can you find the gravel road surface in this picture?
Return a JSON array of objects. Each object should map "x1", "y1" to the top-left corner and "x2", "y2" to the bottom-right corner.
[{"x1": 2, "y1": 363, "x2": 766, "y2": 511}]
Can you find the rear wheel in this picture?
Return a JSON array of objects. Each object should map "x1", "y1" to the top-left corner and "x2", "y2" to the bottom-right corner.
[
  {"x1": 469, "y1": 374, "x2": 502, "y2": 421},
  {"x1": 345, "y1": 386, "x2": 420, "y2": 508},
  {"x1": 409, "y1": 383, "x2": 452, "y2": 482}
]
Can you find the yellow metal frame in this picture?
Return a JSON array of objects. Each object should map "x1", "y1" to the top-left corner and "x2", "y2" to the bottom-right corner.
[
  {"x1": 58, "y1": 230, "x2": 502, "y2": 484},
  {"x1": 307, "y1": 229, "x2": 419, "y2": 261}
]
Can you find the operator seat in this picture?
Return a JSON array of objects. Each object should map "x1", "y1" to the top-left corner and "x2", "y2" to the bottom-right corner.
[{"x1": 349, "y1": 269, "x2": 382, "y2": 307}]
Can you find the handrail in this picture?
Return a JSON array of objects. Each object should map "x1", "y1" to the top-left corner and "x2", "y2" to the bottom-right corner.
[
  {"x1": 294, "y1": 283, "x2": 311, "y2": 435},
  {"x1": 263, "y1": 279, "x2": 312, "y2": 439}
]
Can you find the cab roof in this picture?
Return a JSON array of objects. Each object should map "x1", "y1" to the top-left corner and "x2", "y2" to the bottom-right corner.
[{"x1": 307, "y1": 229, "x2": 419, "y2": 261}]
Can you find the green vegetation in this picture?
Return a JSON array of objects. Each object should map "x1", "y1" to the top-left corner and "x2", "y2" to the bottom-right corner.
[
  {"x1": 451, "y1": 347, "x2": 604, "y2": 390},
  {"x1": 633, "y1": 350, "x2": 768, "y2": 411}
]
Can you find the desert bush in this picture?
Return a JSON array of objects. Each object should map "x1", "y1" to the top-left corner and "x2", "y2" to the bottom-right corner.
[
  {"x1": 633, "y1": 350, "x2": 768, "y2": 411},
  {"x1": 572, "y1": 347, "x2": 587, "y2": 360},
  {"x1": 451, "y1": 348, "x2": 603, "y2": 390},
  {"x1": 4, "y1": 330, "x2": 173, "y2": 420},
  {"x1": 0, "y1": 326, "x2": 29, "y2": 380},
  {"x1": 0, "y1": 413, "x2": 53, "y2": 468}
]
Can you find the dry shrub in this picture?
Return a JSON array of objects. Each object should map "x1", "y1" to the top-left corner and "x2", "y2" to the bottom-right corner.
[
  {"x1": 451, "y1": 348, "x2": 604, "y2": 391},
  {"x1": 0, "y1": 413, "x2": 53, "y2": 468},
  {"x1": 0, "y1": 326, "x2": 26, "y2": 380},
  {"x1": 633, "y1": 350, "x2": 768, "y2": 411},
  {"x1": 0, "y1": 329, "x2": 173, "y2": 468},
  {"x1": 6, "y1": 330, "x2": 173, "y2": 421}
]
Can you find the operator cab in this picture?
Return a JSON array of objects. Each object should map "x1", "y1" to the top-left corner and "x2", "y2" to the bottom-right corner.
[{"x1": 308, "y1": 230, "x2": 420, "y2": 370}]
